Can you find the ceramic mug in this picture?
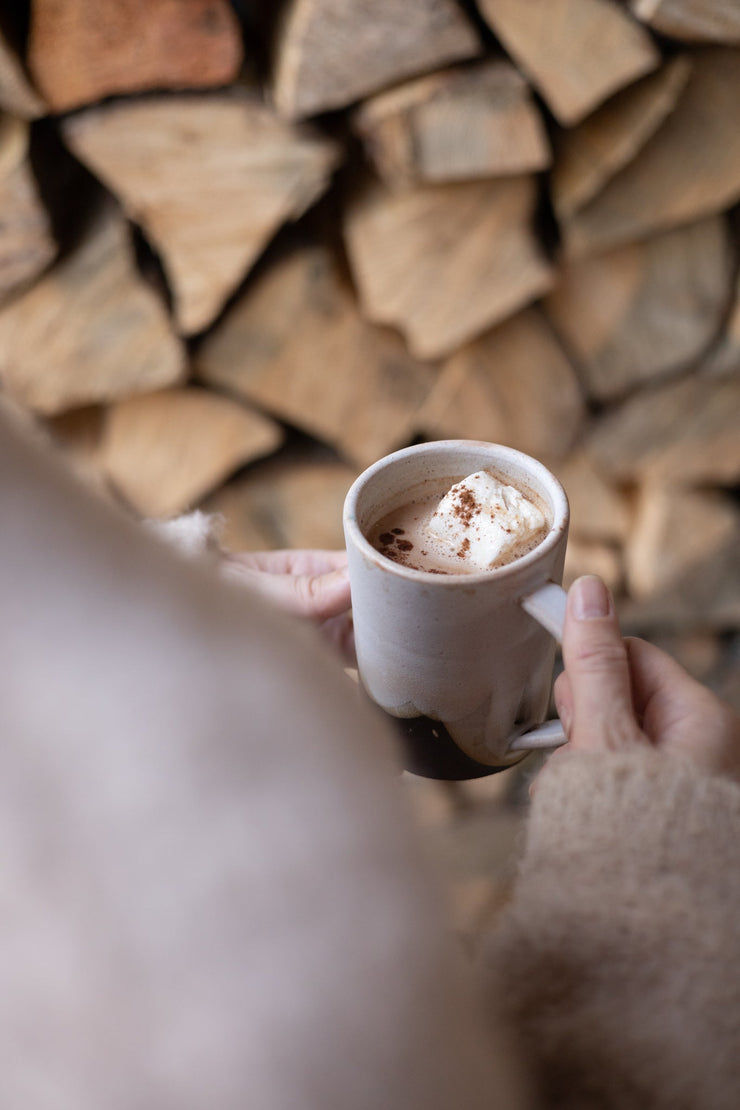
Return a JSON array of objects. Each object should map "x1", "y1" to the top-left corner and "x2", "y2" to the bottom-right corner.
[{"x1": 343, "y1": 441, "x2": 570, "y2": 774}]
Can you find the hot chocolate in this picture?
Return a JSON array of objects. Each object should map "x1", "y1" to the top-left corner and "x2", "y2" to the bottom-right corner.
[{"x1": 370, "y1": 470, "x2": 549, "y2": 574}]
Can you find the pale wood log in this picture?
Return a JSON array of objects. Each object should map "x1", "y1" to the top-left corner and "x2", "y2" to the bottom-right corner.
[
  {"x1": 561, "y1": 47, "x2": 740, "y2": 257},
  {"x1": 417, "y1": 307, "x2": 584, "y2": 461},
  {"x1": 705, "y1": 270, "x2": 740, "y2": 377},
  {"x1": 552, "y1": 57, "x2": 691, "y2": 221},
  {"x1": 563, "y1": 539, "x2": 623, "y2": 593},
  {"x1": 476, "y1": 0, "x2": 658, "y2": 127},
  {"x1": 63, "y1": 91, "x2": 341, "y2": 336},
  {"x1": 353, "y1": 60, "x2": 550, "y2": 189},
  {"x1": 204, "y1": 453, "x2": 359, "y2": 552},
  {"x1": 626, "y1": 483, "x2": 739, "y2": 602},
  {"x1": 196, "y1": 244, "x2": 437, "y2": 467},
  {"x1": 272, "y1": 0, "x2": 481, "y2": 120},
  {"x1": 0, "y1": 25, "x2": 45, "y2": 118},
  {"x1": 552, "y1": 449, "x2": 631, "y2": 543},
  {"x1": 545, "y1": 216, "x2": 732, "y2": 401},
  {"x1": 343, "y1": 175, "x2": 553, "y2": 360},
  {"x1": 43, "y1": 406, "x2": 113, "y2": 497},
  {"x1": 28, "y1": 0, "x2": 243, "y2": 114},
  {"x1": 0, "y1": 203, "x2": 185, "y2": 415},
  {"x1": 630, "y1": 0, "x2": 740, "y2": 42},
  {"x1": 99, "y1": 387, "x2": 283, "y2": 519},
  {"x1": 0, "y1": 114, "x2": 56, "y2": 304},
  {"x1": 587, "y1": 372, "x2": 740, "y2": 485}
]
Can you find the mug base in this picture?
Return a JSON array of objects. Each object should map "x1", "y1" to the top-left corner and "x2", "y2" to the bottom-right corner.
[{"x1": 388, "y1": 713, "x2": 525, "y2": 780}]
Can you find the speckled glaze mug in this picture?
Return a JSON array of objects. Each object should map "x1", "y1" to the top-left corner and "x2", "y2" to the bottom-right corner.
[{"x1": 343, "y1": 441, "x2": 570, "y2": 775}]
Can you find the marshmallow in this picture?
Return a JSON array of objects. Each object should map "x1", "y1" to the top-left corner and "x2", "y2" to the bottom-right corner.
[{"x1": 426, "y1": 471, "x2": 546, "y2": 570}]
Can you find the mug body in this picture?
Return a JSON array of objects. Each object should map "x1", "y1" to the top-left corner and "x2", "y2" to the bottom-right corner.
[{"x1": 343, "y1": 442, "x2": 569, "y2": 765}]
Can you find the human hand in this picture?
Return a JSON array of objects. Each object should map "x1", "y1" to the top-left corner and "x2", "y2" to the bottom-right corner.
[
  {"x1": 552, "y1": 575, "x2": 740, "y2": 783},
  {"x1": 222, "y1": 549, "x2": 354, "y2": 663}
]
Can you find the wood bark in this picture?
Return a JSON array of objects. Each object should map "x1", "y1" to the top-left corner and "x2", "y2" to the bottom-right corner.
[
  {"x1": 0, "y1": 203, "x2": 185, "y2": 415},
  {"x1": 477, "y1": 0, "x2": 659, "y2": 126},
  {"x1": 417, "y1": 307, "x2": 584, "y2": 461},
  {"x1": 272, "y1": 0, "x2": 481, "y2": 120},
  {"x1": 545, "y1": 216, "x2": 732, "y2": 401},
  {"x1": 99, "y1": 387, "x2": 283, "y2": 518},
  {"x1": 630, "y1": 0, "x2": 740, "y2": 42},
  {"x1": 343, "y1": 175, "x2": 553, "y2": 360},
  {"x1": 196, "y1": 244, "x2": 437, "y2": 467},
  {"x1": 0, "y1": 115, "x2": 56, "y2": 304},
  {"x1": 561, "y1": 47, "x2": 740, "y2": 256},
  {"x1": 63, "y1": 91, "x2": 341, "y2": 335},
  {"x1": 353, "y1": 60, "x2": 550, "y2": 190},
  {"x1": 28, "y1": 0, "x2": 243, "y2": 113},
  {"x1": 552, "y1": 57, "x2": 692, "y2": 221}
]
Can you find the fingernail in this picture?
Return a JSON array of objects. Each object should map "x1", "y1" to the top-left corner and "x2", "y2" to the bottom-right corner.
[{"x1": 571, "y1": 575, "x2": 611, "y2": 620}]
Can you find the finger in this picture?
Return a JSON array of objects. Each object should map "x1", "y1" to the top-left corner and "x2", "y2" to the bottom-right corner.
[
  {"x1": 225, "y1": 550, "x2": 348, "y2": 577},
  {"x1": 225, "y1": 563, "x2": 351, "y2": 622},
  {"x1": 320, "y1": 613, "x2": 356, "y2": 667},
  {"x1": 562, "y1": 576, "x2": 645, "y2": 752},
  {"x1": 553, "y1": 670, "x2": 573, "y2": 739}
]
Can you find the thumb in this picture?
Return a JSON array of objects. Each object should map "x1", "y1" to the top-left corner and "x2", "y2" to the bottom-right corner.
[{"x1": 557, "y1": 575, "x2": 645, "y2": 753}]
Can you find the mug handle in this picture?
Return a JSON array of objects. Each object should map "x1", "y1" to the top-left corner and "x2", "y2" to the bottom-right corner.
[{"x1": 507, "y1": 582, "x2": 568, "y2": 754}]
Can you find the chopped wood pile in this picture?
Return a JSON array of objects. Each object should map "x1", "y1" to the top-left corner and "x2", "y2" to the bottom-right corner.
[{"x1": 1, "y1": 0, "x2": 738, "y2": 704}]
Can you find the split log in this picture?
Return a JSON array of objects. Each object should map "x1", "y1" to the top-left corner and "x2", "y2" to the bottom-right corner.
[
  {"x1": 563, "y1": 539, "x2": 623, "y2": 593},
  {"x1": 417, "y1": 307, "x2": 584, "y2": 461},
  {"x1": 552, "y1": 449, "x2": 631, "y2": 543},
  {"x1": 204, "y1": 453, "x2": 359, "y2": 552},
  {"x1": 272, "y1": 0, "x2": 481, "y2": 120},
  {"x1": 587, "y1": 372, "x2": 740, "y2": 486},
  {"x1": 343, "y1": 175, "x2": 553, "y2": 360},
  {"x1": 0, "y1": 203, "x2": 185, "y2": 415},
  {"x1": 0, "y1": 115, "x2": 56, "y2": 304},
  {"x1": 561, "y1": 47, "x2": 740, "y2": 257},
  {"x1": 552, "y1": 57, "x2": 692, "y2": 221},
  {"x1": 630, "y1": 0, "x2": 740, "y2": 43},
  {"x1": 63, "y1": 91, "x2": 341, "y2": 335},
  {"x1": 99, "y1": 387, "x2": 283, "y2": 519},
  {"x1": 28, "y1": 0, "x2": 243, "y2": 114},
  {"x1": 353, "y1": 60, "x2": 550, "y2": 190},
  {"x1": 196, "y1": 244, "x2": 437, "y2": 467},
  {"x1": 476, "y1": 0, "x2": 658, "y2": 127},
  {"x1": 625, "y1": 483, "x2": 739, "y2": 602},
  {"x1": 705, "y1": 271, "x2": 740, "y2": 377},
  {"x1": 545, "y1": 216, "x2": 733, "y2": 401},
  {"x1": 0, "y1": 25, "x2": 45, "y2": 118}
]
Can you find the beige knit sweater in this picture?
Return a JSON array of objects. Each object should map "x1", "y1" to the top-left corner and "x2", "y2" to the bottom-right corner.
[{"x1": 485, "y1": 750, "x2": 740, "y2": 1109}]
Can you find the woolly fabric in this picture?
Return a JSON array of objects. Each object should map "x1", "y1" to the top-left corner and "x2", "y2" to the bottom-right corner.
[{"x1": 482, "y1": 749, "x2": 740, "y2": 1109}]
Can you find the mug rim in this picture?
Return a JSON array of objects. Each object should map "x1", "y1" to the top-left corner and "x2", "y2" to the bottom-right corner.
[{"x1": 343, "y1": 440, "x2": 569, "y2": 585}]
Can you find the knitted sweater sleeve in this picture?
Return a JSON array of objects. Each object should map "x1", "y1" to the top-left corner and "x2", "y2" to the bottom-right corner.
[{"x1": 481, "y1": 749, "x2": 740, "y2": 1110}]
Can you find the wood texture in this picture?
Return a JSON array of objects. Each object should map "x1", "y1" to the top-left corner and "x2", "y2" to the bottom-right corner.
[
  {"x1": 588, "y1": 372, "x2": 740, "y2": 485},
  {"x1": 553, "y1": 449, "x2": 631, "y2": 543},
  {"x1": 63, "y1": 91, "x2": 341, "y2": 335},
  {"x1": 418, "y1": 307, "x2": 584, "y2": 461},
  {"x1": 626, "y1": 483, "x2": 739, "y2": 601},
  {"x1": 0, "y1": 204, "x2": 185, "y2": 415},
  {"x1": 204, "y1": 454, "x2": 359, "y2": 551},
  {"x1": 0, "y1": 115, "x2": 56, "y2": 304},
  {"x1": 196, "y1": 244, "x2": 437, "y2": 467},
  {"x1": 630, "y1": 0, "x2": 740, "y2": 42},
  {"x1": 0, "y1": 25, "x2": 45, "y2": 118},
  {"x1": 477, "y1": 0, "x2": 658, "y2": 126},
  {"x1": 343, "y1": 175, "x2": 553, "y2": 360},
  {"x1": 99, "y1": 387, "x2": 283, "y2": 518},
  {"x1": 272, "y1": 0, "x2": 481, "y2": 120},
  {"x1": 552, "y1": 57, "x2": 692, "y2": 221},
  {"x1": 353, "y1": 60, "x2": 550, "y2": 189},
  {"x1": 545, "y1": 216, "x2": 732, "y2": 401},
  {"x1": 561, "y1": 47, "x2": 740, "y2": 256},
  {"x1": 28, "y1": 0, "x2": 243, "y2": 113}
]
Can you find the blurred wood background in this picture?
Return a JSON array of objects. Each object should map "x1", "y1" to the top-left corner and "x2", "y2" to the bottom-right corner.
[{"x1": 1, "y1": 0, "x2": 739, "y2": 935}]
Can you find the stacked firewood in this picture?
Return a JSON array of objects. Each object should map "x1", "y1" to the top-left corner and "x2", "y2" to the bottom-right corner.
[{"x1": 1, "y1": 0, "x2": 739, "y2": 700}]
